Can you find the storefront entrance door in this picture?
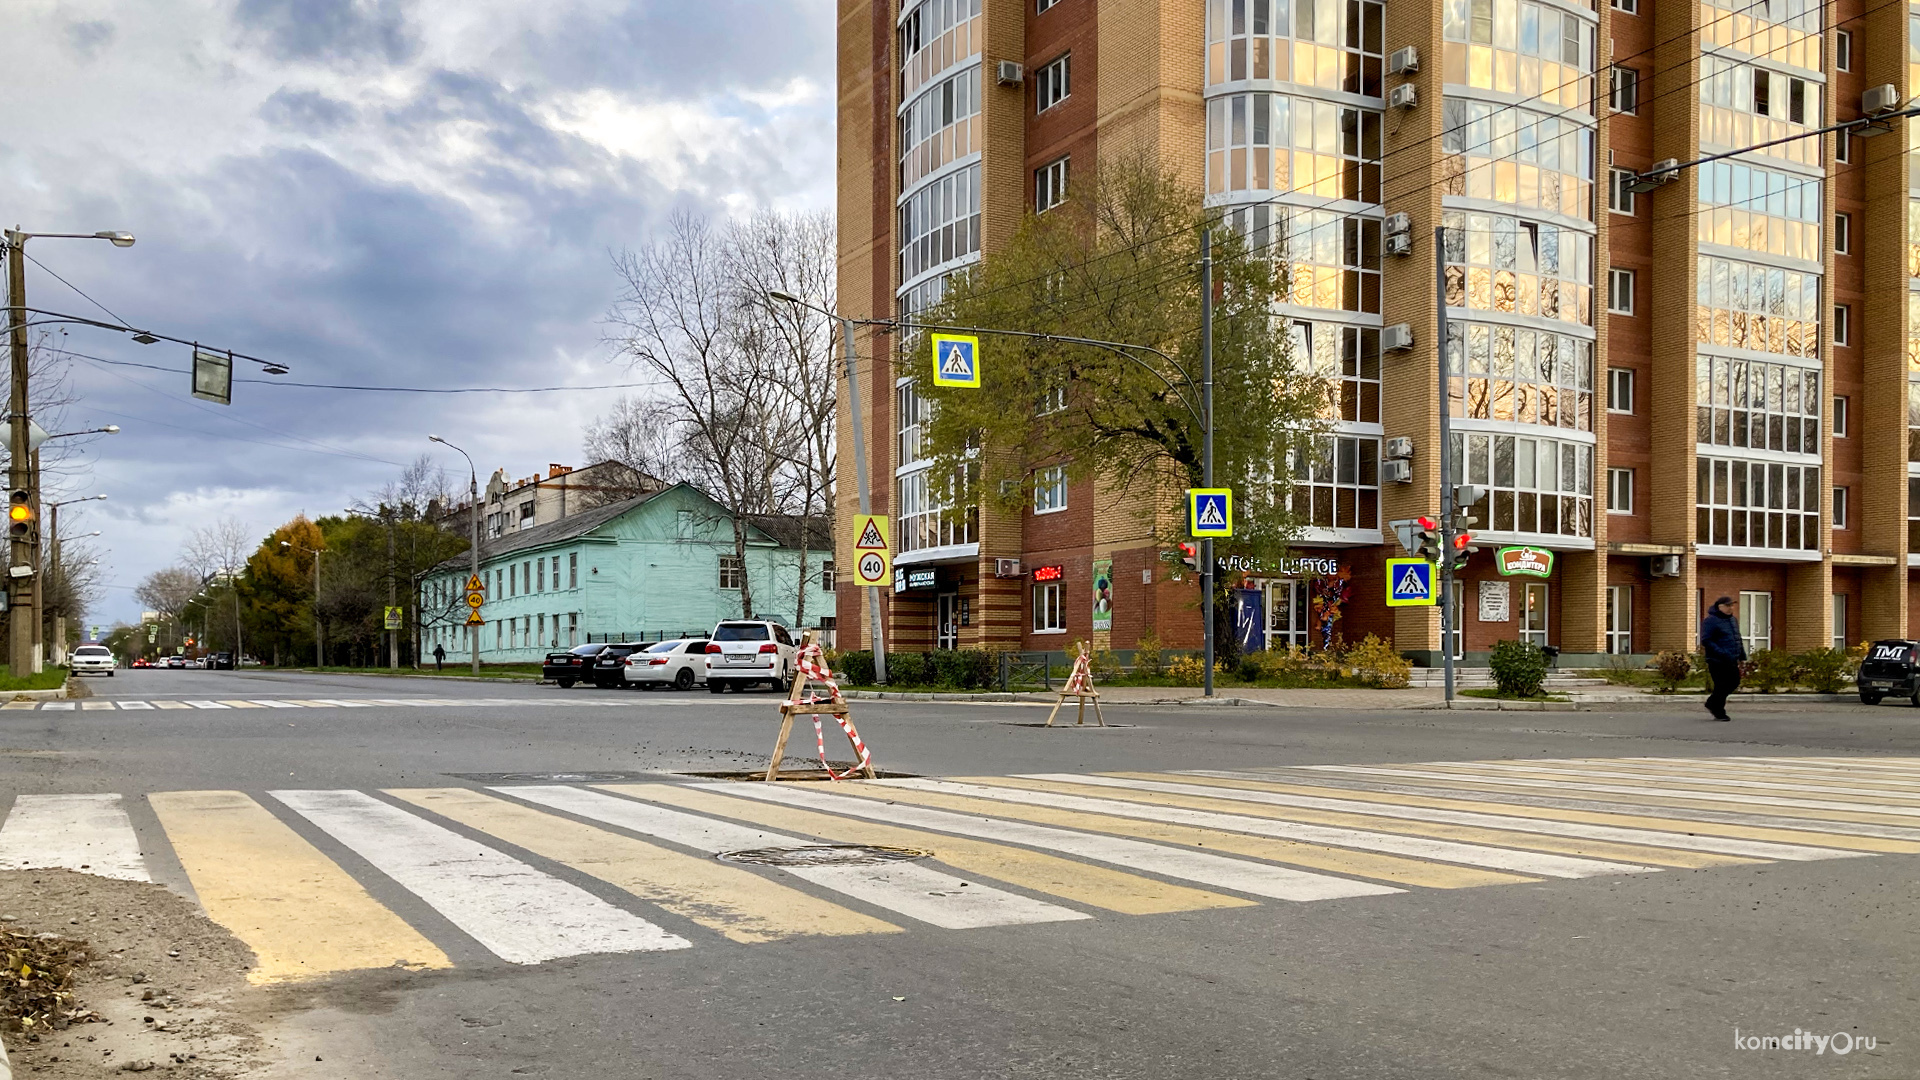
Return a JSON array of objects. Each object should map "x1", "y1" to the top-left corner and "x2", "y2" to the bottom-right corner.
[
  {"x1": 1268, "y1": 580, "x2": 1310, "y2": 650},
  {"x1": 937, "y1": 593, "x2": 959, "y2": 650},
  {"x1": 1521, "y1": 583, "x2": 1549, "y2": 647}
]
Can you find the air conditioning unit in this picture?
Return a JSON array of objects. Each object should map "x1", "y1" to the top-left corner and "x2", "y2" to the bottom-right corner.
[
  {"x1": 1381, "y1": 459, "x2": 1414, "y2": 484},
  {"x1": 1383, "y1": 211, "x2": 1411, "y2": 236},
  {"x1": 1626, "y1": 157, "x2": 1681, "y2": 194},
  {"x1": 1382, "y1": 323, "x2": 1415, "y2": 351},
  {"x1": 1388, "y1": 84, "x2": 1418, "y2": 110},
  {"x1": 1388, "y1": 46, "x2": 1420, "y2": 75},
  {"x1": 1649, "y1": 554, "x2": 1682, "y2": 578},
  {"x1": 1385, "y1": 436, "x2": 1415, "y2": 459},
  {"x1": 1384, "y1": 232, "x2": 1414, "y2": 257},
  {"x1": 994, "y1": 557, "x2": 1023, "y2": 578},
  {"x1": 1863, "y1": 83, "x2": 1901, "y2": 116},
  {"x1": 996, "y1": 60, "x2": 1025, "y2": 86}
]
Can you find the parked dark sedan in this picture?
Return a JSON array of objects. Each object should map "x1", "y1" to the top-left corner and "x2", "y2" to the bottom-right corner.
[
  {"x1": 544, "y1": 643, "x2": 608, "y2": 688},
  {"x1": 588, "y1": 642, "x2": 647, "y2": 688},
  {"x1": 208, "y1": 652, "x2": 235, "y2": 670}
]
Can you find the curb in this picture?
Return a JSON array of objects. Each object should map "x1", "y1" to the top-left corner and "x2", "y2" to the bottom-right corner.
[
  {"x1": 283, "y1": 670, "x2": 540, "y2": 685},
  {"x1": 2, "y1": 1033, "x2": 12, "y2": 1080},
  {"x1": 1417, "y1": 699, "x2": 1579, "y2": 711},
  {"x1": 6, "y1": 687, "x2": 73, "y2": 703}
]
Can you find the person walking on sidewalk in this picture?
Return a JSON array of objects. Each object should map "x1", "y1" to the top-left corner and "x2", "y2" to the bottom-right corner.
[
  {"x1": 1700, "y1": 596, "x2": 1746, "y2": 721},
  {"x1": 432, "y1": 642, "x2": 446, "y2": 672}
]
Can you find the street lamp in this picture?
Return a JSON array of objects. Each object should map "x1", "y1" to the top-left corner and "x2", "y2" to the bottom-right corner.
[
  {"x1": 4, "y1": 227, "x2": 135, "y2": 677},
  {"x1": 279, "y1": 540, "x2": 326, "y2": 667},
  {"x1": 428, "y1": 435, "x2": 482, "y2": 675}
]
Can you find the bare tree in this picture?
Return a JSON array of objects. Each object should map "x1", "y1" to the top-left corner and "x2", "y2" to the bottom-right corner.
[
  {"x1": 579, "y1": 396, "x2": 685, "y2": 507},
  {"x1": 185, "y1": 517, "x2": 253, "y2": 657},
  {"x1": 135, "y1": 565, "x2": 202, "y2": 651}
]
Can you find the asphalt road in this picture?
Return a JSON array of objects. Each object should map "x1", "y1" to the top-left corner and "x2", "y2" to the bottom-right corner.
[{"x1": 3, "y1": 668, "x2": 1915, "y2": 1079}]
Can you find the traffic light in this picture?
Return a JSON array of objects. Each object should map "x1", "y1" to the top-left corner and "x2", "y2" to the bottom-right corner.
[
  {"x1": 1449, "y1": 530, "x2": 1475, "y2": 571},
  {"x1": 8, "y1": 491, "x2": 32, "y2": 538},
  {"x1": 1413, "y1": 516, "x2": 1442, "y2": 561},
  {"x1": 1178, "y1": 541, "x2": 1199, "y2": 569}
]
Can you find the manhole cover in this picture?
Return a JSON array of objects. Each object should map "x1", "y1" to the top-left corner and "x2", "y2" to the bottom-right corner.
[
  {"x1": 448, "y1": 771, "x2": 656, "y2": 784},
  {"x1": 717, "y1": 845, "x2": 932, "y2": 867}
]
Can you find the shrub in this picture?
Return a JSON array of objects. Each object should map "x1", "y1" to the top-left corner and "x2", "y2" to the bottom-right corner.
[
  {"x1": 1747, "y1": 649, "x2": 1800, "y2": 693},
  {"x1": 1343, "y1": 635, "x2": 1411, "y2": 689},
  {"x1": 885, "y1": 651, "x2": 928, "y2": 687},
  {"x1": 1798, "y1": 647, "x2": 1850, "y2": 694},
  {"x1": 1652, "y1": 650, "x2": 1692, "y2": 693},
  {"x1": 1167, "y1": 654, "x2": 1223, "y2": 686},
  {"x1": 829, "y1": 650, "x2": 875, "y2": 686},
  {"x1": 1132, "y1": 632, "x2": 1165, "y2": 677},
  {"x1": 1489, "y1": 639, "x2": 1549, "y2": 697}
]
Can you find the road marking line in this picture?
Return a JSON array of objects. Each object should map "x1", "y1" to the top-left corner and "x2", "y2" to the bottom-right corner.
[
  {"x1": 1408, "y1": 762, "x2": 1920, "y2": 808},
  {"x1": 599, "y1": 783, "x2": 1251, "y2": 915},
  {"x1": 1721, "y1": 756, "x2": 1920, "y2": 776},
  {"x1": 878, "y1": 779, "x2": 1652, "y2": 879},
  {"x1": 149, "y1": 790, "x2": 451, "y2": 983},
  {"x1": 80, "y1": 701, "x2": 115, "y2": 711},
  {"x1": 41, "y1": 703, "x2": 73, "y2": 711},
  {"x1": 1573, "y1": 758, "x2": 1920, "y2": 791},
  {"x1": 517, "y1": 785, "x2": 1087, "y2": 929},
  {"x1": 388, "y1": 788, "x2": 900, "y2": 943},
  {"x1": 246, "y1": 700, "x2": 304, "y2": 708},
  {"x1": 271, "y1": 789, "x2": 688, "y2": 963},
  {"x1": 1033, "y1": 774, "x2": 1850, "y2": 863},
  {"x1": 0, "y1": 794, "x2": 150, "y2": 881},
  {"x1": 306, "y1": 699, "x2": 375, "y2": 708},
  {"x1": 115, "y1": 701, "x2": 154, "y2": 710},
  {"x1": 281, "y1": 701, "x2": 340, "y2": 708},
  {"x1": 214, "y1": 700, "x2": 266, "y2": 709},
  {"x1": 183, "y1": 701, "x2": 231, "y2": 710},
  {"x1": 151, "y1": 701, "x2": 193, "y2": 710},
  {"x1": 693, "y1": 783, "x2": 1403, "y2": 902},
  {"x1": 1167, "y1": 770, "x2": 1920, "y2": 854},
  {"x1": 1, "y1": 701, "x2": 34, "y2": 710}
]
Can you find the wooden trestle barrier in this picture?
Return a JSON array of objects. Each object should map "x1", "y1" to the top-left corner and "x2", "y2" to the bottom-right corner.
[
  {"x1": 766, "y1": 631, "x2": 877, "y2": 781},
  {"x1": 1044, "y1": 642, "x2": 1106, "y2": 727}
]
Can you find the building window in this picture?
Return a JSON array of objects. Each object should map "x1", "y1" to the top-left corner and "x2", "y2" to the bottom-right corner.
[
  {"x1": 1698, "y1": 57, "x2": 1822, "y2": 168},
  {"x1": 1440, "y1": 95, "x2": 1594, "y2": 216},
  {"x1": 898, "y1": 465, "x2": 978, "y2": 552},
  {"x1": 719, "y1": 555, "x2": 744, "y2": 590},
  {"x1": 1697, "y1": 458, "x2": 1820, "y2": 551},
  {"x1": 1033, "y1": 581, "x2": 1065, "y2": 632},
  {"x1": 537, "y1": 559, "x2": 545, "y2": 593},
  {"x1": 1608, "y1": 367, "x2": 1634, "y2": 413},
  {"x1": 1609, "y1": 169, "x2": 1635, "y2": 215},
  {"x1": 1833, "y1": 594, "x2": 1847, "y2": 650},
  {"x1": 1611, "y1": 0, "x2": 1637, "y2": 12},
  {"x1": 1444, "y1": 321, "x2": 1595, "y2": 432},
  {"x1": 1608, "y1": 467, "x2": 1634, "y2": 514},
  {"x1": 538, "y1": 613, "x2": 545, "y2": 646},
  {"x1": 1696, "y1": 256, "x2": 1820, "y2": 360},
  {"x1": 1283, "y1": 434, "x2": 1381, "y2": 531},
  {"x1": 1739, "y1": 591, "x2": 1772, "y2": 653},
  {"x1": 495, "y1": 620, "x2": 502, "y2": 649},
  {"x1": 1208, "y1": 0, "x2": 1384, "y2": 91},
  {"x1": 1037, "y1": 0, "x2": 1058, "y2": 11},
  {"x1": 821, "y1": 562, "x2": 835, "y2": 591},
  {"x1": 1036, "y1": 156, "x2": 1069, "y2": 212},
  {"x1": 1447, "y1": 432, "x2": 1594, "y2": 538},
  {"x1": 569, "y1": 552, "x2": 578, "y2": 588},
  {"x1": 1833, "y1": 395, "x2": 1847, "y2": 437},
  {"x1": 1910, "y1": 477, "x2": 1920, "y2": 552},
  {"x1": 1210, "y1": 94, "x2": 1385, "y2": 203},
  {"x1": 1521, "y1": 583, "x2": 1550, "y2": 648},
  {"x1": 1037, "y1": 384, "x2": 1068, "y2": 415},
  {"x1": 898, "y1": 162, "x2": 981, "y2": 284},
  {"x1": 1698, "y1": 160, "x2": 1822, "y2": 258},
  {"x1": 1290, "y1": 321, "x2": 1382, "y2": 423},
  {"x1": 1836, "y1": 29, "x2": 1852, "y2": 71},
  {"x1": 1836, "y1": 127, "x2": 1850, "y2": 164},
  {"x1": 1035, "y1": 53, "x2": 1070, "y2": 112},
  {"x1": 1834, "y1": 212, "x2": 1851, "y2": 255},
  {"x1": 1608, "y1": 268, "x2": 1635, "y2": 315},
  {"x1": 568, "y1": 612, "x2": 578, "y2": 647},
  {"x1": 898, "y1": 66, "x2": 981, "y2": 189},
  {"x1": 1610, "y1": 66, "x2": 1639, "y2": 114},
  {"x1": 1442, "y1": 212, "x2": 1593, "y2": 327},
  {"x1": 1697, "y1": 357, "x2": 1821, "y2": 452},
  {"x1": 1033, "y1": 466, "x2": 1068, "y2": 514},
  {"x1": 1833, "y1": 304, "x2": 1851, "y2": 347},
  {"x1": 1606, "y1": 584, "x2": 1632, "y2": 654},
  {"x1": 1834, "y1": 486, "x2": 1848, "y2": 529}
]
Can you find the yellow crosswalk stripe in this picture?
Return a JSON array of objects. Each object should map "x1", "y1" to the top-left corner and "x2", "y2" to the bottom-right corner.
[
  {"x1": 1570, "y1": 758, "x2": 1920, "y2": 792},
  {"x1": 598, "y1": 784, "x2": 1252, "y2": 915},
  {"x1": 386, "y1": 788, "x2": 899, "y2": 943},
  {"x1": 215, "y1": 700, "x2": 267, "y2": 709},
  {"x1": 830, "y1": 781, "x2": 1542, "y2": 888},
  {"x1": 962, "y1": 776, "x2": 1757, "y2": 870},
  {"x1": 148, "y1": 790, "x2": 450, "y2": 984},
  {"x1": 1412, "y1": 762, "x2": 1920, "y2": 810},
  {"x1": 152, "y1": 701, "x2": 193, "y2": 710},
  {"x1": 1146, "y1": 772, "x2": 1920, "y2": 854}
]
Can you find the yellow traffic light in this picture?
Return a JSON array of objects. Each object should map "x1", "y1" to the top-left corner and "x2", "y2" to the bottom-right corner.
[{"x1": 8, "y1": 491, "x2": 32, "y2": 537}]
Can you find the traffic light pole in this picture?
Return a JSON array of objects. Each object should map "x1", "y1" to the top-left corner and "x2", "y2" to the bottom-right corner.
[
  {"x1": 1200, "y1": 229, "x2": 1216, "y2": 699},
  {"x1": 1435, "y1": 227, "x2": 1456, "y2": 706},
  {"x1": 6, "y1": 232, "x2": 33, "y2": 679}
]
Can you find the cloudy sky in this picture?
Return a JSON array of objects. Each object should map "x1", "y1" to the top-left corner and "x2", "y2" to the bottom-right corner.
[{"x1": 3, "y1": 0, "x2": 835, "y2": 626}]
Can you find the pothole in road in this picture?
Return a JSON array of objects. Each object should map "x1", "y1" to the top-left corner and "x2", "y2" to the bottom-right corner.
[{"x1": 716, "y1": 845, "x2": 932, "y2": 867}]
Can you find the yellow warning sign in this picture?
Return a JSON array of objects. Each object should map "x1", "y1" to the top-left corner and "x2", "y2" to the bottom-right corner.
[
  {"x1": 854, "y1": 514, "x2": 888, "y2": 551},
  {"x1": 465, "y1": 609, "x2": 485, "y2": 626},
  {"x1": 852, "y1": 514, "x2": 890, "y2": 586},
  {"x1": 466, "y1": 573, "x2": 485, "y2": 592}
]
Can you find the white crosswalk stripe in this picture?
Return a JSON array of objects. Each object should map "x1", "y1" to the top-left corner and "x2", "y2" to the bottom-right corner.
[
  {"x1": 0, "y1": 794, "x2": 150, "y2": 880},
  {"x1": 1300, "y1": 764, "x2": 1920, "y2": 818}
]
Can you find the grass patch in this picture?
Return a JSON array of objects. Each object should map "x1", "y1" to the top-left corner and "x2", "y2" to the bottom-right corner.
[
  {"x1": 0, "y1": 666, "x2": 73, "y2": 693},
  {"x1": 1460, "y1": 687, "x2": 1569, "y2": 702}
]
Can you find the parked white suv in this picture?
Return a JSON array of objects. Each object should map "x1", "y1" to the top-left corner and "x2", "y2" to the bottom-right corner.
[
  {"x1": 70, "y1": 644, "x2": 115, "y2": 676},
  {"x1": 704, "y1": 621, "x2": 796, "y2": 692}
]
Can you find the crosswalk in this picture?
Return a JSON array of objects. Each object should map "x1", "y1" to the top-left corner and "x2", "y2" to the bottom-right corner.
[
  {"x1": 6, "y1": 697, "x2": 632, "y2": 711},
  {"x1": 2, "y1": 755, "x2": 1915, "y2": 984}
]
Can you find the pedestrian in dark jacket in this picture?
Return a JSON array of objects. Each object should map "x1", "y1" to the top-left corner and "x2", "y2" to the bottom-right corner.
[{"x1": 1700, "y1": 596, "x2": 1746, "y2": 721}]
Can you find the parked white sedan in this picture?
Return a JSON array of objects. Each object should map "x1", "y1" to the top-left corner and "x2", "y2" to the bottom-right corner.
[
  {"x1": 623, "y1": 639, "x2": 710, "y2": 690},
  {"x1": 70, "y1": 644, "x2": 116, "y2": 676}
]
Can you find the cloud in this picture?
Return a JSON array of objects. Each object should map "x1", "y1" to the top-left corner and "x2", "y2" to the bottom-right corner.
[
  {"x1": 232, "y1": 0, "x2": 419, "y2": 66},
  {"x1": 63, "y1": 18, "x2": 116, "y2": 61},
  {"x1": 260, "y1": 88, "x2": 358, "y2": 134}
]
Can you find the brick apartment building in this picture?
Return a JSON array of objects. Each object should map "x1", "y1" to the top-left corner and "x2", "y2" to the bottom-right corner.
[{"x1": 835, "y1": 0, "x2": 1918, "y2": 664}]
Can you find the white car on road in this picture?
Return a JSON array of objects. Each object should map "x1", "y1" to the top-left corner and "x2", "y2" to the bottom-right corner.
[
  {"x1": 623, "y1": 639, "x2": 709, "y2": 690},
  {"x1": 70, "y1": 644, "x2": 115, "y2": 676},
  {"x1": 704, "y1": 621, "x2": 797, "y2": 692}
]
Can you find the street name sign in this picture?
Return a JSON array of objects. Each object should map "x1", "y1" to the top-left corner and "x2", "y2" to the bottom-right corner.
[
  {"x1": 1386, "y1": 558, "x2": 1436, "y2": 606},
  {"x1": 930, "y1": 333, "x2": 980, "y2": 388},
  {"x1": 1188, "y1": 488, "x2": 1233, "y2": 538}
]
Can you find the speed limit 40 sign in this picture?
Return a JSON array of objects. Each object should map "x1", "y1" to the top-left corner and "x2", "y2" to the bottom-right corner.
[{"x1": 852, "y1": 514, "x2": 891, "y2": 586}]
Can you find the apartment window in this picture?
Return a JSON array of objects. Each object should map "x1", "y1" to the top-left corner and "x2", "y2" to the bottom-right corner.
[
  {"x1": 1037, "y1": 384, "x2": 1068, "y2": 415},
  {"x1": 1740, "y1": 591, "x2": 1773, "y2": 653},
  {"x1": 1697, "y1": 457, "x2": 1821, "y2": 551},
  {"x1": 569, "y1": 552, "x2": 578, "y2": 588},
  {"x1": 718, "y1": 554, "x2": 744, "y2": 590},
  {"x1": 1833, "y1": 396, "x2": 1848, "y2": 437},
  {"x1": 1447, "y1": 432, "x2": 1594, "y2": 538},
  {"x1": 495, "y1": 620, "x2": 502, "y2": 649},
  {"x1": 551, "y1": 556, "x2": 560, "y2": 590},
  {"x1": 1610, "y1": 66, "x2": 1639, "y2": 114},
  {"x1": 1608, "y1": 468, "x2": 1634, "y2": 514},
  {"x1": 1834, "y1": 486, "x2": 1848, "y2": 529},
  {"x1": 1035, "y1": 54, "x2": 1070, "y2": 112},
  {"x1": 1608, "y1": 268, "x2": 1635, "y2": 315},
  {"x1": 819, "y1": 561, "x2": 836, "y2": 591},
  {"x1": 1609, "y1": 169, "x2": 1635, "y2": 215},
  {"x1": 1038, "y1": 0, "x2": 1059, "y2": 10},
  {"x1": 1444, "y1": 321, "x2": 1596, "y2": 432},
  {"x1": 1608, "y1": 367, "x2": 1634, "y2": 413},
  {"x1": 1610, "y1": 0, "x2": 1637, "y2": 12},
  {"x1": 1289, "y1": 321, "x2": 1382, "y2": 423},
  {"x1": 1034, "y1": 466, "x2": 1069, "y2": 514},
  {"x1": 1606, "y1": 585, "x2": 1632, "y2": 654},
  {"x1": 537, "y1": 559, "x2": 545, "y2": 592},
  {"x1": 1834, "y1": 304, "x2": 1851, "y2": 347},
  {"x1": 568, "y1": 612, "x2": 578, "y2": 647},
  {"x1": 1836, "y1": 127, "x2": 1851, "y2": 164},
  {"x1": 1833, "y1": 594, "x2": 1847, "y2": 651},
  {"x1": 1285, "y1": 434, "x2": 1382, "y2": 531},
  {"x1": 1212, "y1": 95, "x2": 1385, "y2": 203},
  {"x1": 537, "y1": 613, "x2": 545, "y2": 646},
  {"x1": 1834, "y1": 213, "x2": 1851, "y2": 255},
  {"x1": 1036, "y1": 156, "x2": 1069, "y2": 212},
  {"x1": 1033, "y1": 581, "x2": 1065, "y2": 632},
  {"x1": 1836, "y1": 30, "x2": 1852, "y2": 71},
  {"x1": 1441, "y1": 211, "x2": 1594, "y2": 326}
]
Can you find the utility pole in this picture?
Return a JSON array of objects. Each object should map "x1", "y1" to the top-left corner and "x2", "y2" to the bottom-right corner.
[
  {"x1": 313, "y1": 549, "x2": 323, "y2": 666},
  {"x1": 47, "y1": 495, "x2": 58, "y2": 666},
  {"x1": 1435, "y1": 226, "x2": 1456, "y2": 704},
  {"x1": 386, "y1": 507, "x2": 399, "y2": 670},
  {"x1": 29, "y1": 448, "x2": 41, "y2": 673},
  {"x1": 1200, "y1": 228, "x2": 1215, "y2": 698},
  {"x1": 6, "y1": 230, "x2": 33, "y2": 678}
]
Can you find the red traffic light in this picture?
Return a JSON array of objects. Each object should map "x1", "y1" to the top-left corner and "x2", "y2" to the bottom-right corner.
[
  {"x1": 1416, "y1": 516, "x2": 1437, "y2": 530},
  {"x1": 1452, "y1": 533, "x2": 1472, "y2": 550}
]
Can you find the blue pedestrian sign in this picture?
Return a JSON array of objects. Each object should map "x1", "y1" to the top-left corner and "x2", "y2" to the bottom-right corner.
[
  {"x1": 1385, "y1": 558, "x2": 1436, "y2": 606},
  {"x1": 931, "y1": 333, "x2": 981, "y2": 388},
  {"x1": 1188, "y1": 488, "x2": 1232, "y2": 538}
]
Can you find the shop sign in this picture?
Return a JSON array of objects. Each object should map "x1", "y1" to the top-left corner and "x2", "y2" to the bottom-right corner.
[
  {"x1": 892, "y1": 566, "x2": 938, "y2": 593},
  {"x1": 1495, "y1": 546, "x2": 1555, "y2": 578},
  {"x1": 1031, "y1": 564, "x2": 1064, "y2": 582},
  {"x1": 1216, "y1": 554, "x2": 1340, "y2": 576},
  {"x1": 1091, "y1": 559, "x2": 1113, "y2": 632},
  {"x1": 1478, "y1": 580, "x2": 1511, "y2": 623}
]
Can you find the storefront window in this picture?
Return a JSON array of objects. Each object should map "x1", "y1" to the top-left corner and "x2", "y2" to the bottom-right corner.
[
  {"x1": 1446, "y1": 321, "x2": 1594, "y2": 431},
  {"x1": 1695, "y1": 456, "x2": 1820, "y2": 550},
  {"x1": 1695, "y1": 356, "x2": 1819, "y2": 454},
  {"x1": 1448, "y1": 431, "x2": 1593, "y2": 538}
]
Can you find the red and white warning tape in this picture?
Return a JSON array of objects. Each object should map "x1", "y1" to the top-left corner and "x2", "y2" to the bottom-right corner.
[
  {"x1": 786, "y1": 643, "x2": 873, "y2": 780},
  {"x1": 1062, "y1": 652, "x2": 1094, "y2": 695}
]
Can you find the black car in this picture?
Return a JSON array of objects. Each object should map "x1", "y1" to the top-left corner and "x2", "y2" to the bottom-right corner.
[
  {"x1": 544, "y1": 643, "x2": 608, "y2": 688},
  {"x1": 589, "y1": 642, "x2": 646, "y2": 688},
  {"x1": 1856, "y1": 640, "x2": 1920, "y2": 705},
  {"x1": 208, "y1": 652, "x2": 235, "y2": 670}
]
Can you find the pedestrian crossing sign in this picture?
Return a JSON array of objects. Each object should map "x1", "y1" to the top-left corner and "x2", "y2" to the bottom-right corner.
[
  {"x1": 931, "y1": 333, "x2": 980, "y2": 388},
  {"x1": 1188, "y1": 488, "x2": 1232, "y2": 538},
  {"x1": 1385, "y1": 558, "x2": 1436, "y2": 606}
]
